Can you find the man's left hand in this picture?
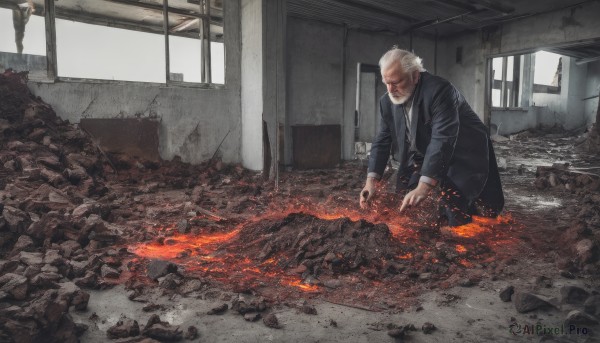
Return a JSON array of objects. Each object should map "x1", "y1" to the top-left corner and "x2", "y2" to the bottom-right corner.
[{"x1": 400, "y1": 182, "x2": 433, "y2": 212}]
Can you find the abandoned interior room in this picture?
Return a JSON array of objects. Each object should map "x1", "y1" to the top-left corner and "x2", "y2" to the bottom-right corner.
[{"x1": 1, "y1": 0, "x2": 600, "y2": 342}]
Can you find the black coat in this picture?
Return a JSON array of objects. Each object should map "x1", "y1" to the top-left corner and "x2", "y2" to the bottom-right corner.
[{"x1": 368, "y1": 71, "x2": 502, "y2": 206}]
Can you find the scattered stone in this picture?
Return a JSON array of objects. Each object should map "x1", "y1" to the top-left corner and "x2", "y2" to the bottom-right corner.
[
  {"x1": 176, "y1": 219, "x2": 189, "y2": 234},
  {"x1": 301, "y1": 304, "x2": 318, "y2": 315},
  {"x1": 107, "y1": 318, "x2": 140, "y2": 339},
  {"x1": 514, "y1": 292, "x2": 557, "y2": 313},
  {"x1": 244, "y1": 312, "x2": 261, "y2": 322},
  {"x1": 560, "y1": 285, "x2": 590, "y2": 305},
  {"x1": 323, "y1": 279, "x2": 342, "y2": 289},
  {"x1": 387, "y1": 327, "x2": 405, "y2": 338},
  {"x1": 560, "y1": 270, "x2": 576, "y2": 279},
  {"x1": 263, "y1": 313, "x2": 280, "y2": 329},
  {"x1": 100, "y1": 264, "x2": 120, "y2": 279},
  {"x1": 422, "y1": 322, "x2": 436, "y2": 334},
  {"x1": 142, "y1": 315, "x2": 183, "y2": 341},
  {"x1": 564, "y1": 310, "x2": 599, "y2": 326},
  {"x1": 184, "y1": 326, "x2": 199, "y2": 340},
  {"x1": 500, "y1": 285, "x2": 514, "y2": 302},
  {"x1": 0, "y1": 273, "x2": 28, "y2": 300},
  {"x1": 329, "y1": 319, "x2": 338, "y2": 327},
  {"x1": 147, "y1": 260, "x2": 178, "y2": 281},
  {"x1": 207, "y1": 303, "x2": 228, "y2": 315},
  {"x1": 583, "y1": 295, "x2": 600, "y2": 316}
]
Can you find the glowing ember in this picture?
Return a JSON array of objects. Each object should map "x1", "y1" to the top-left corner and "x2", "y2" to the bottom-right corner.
[{"x1": 455, "y1": 245, "x2": 467, "y2": 253}]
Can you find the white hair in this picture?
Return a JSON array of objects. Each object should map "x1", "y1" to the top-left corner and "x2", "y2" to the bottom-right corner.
[{"x1": 379, "y1": 47, "x2": 425, "y2": 74}]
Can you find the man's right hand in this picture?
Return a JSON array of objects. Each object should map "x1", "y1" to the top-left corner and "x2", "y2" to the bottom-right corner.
[{"x1": 359, "y1": 177, "x2": 377, "y2": 209}]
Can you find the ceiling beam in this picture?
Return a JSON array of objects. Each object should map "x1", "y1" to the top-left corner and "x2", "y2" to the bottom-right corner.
[{"x1": 328, "y1": 0, "x2": 419, "y2": 24}]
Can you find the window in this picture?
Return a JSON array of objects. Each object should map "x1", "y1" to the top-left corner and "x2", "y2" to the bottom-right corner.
[
  {"x1": 1, "y1": 0, "x2": 225, "y2": 85},
  {"x1": 492, "y1": 55, "x2": 522, "y2": 108},
  {"x1": 533, "y1": 51, "x2": 561, "y2": 94},
  {"x1": 0, "y1": 3, "x2": 47, "y2": 80}
]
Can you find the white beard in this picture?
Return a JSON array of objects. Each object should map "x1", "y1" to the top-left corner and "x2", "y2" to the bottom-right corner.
[{"x1": 388, "y1": 93, "x2": 410, "y2": 105}]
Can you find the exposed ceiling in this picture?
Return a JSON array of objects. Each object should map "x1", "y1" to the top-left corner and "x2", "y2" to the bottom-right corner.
[
  {"x1": 0, "y1": 0, "x2": 224, "y2": 40},
  {"x1": 286, "y1": 0, "x2": 600, "y2": 62},
  {"x1": 287, "y1": 0, "x2": 594, "y2": 37}
]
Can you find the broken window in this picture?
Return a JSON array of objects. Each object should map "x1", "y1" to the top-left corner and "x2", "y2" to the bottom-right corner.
[
  {"x1": 0, "y1": 2, "x2": 47, "y2": 80},
  {"x1": 491, "y1": 55, "x2": 522, "y2": 108},
  {"x1": 533, "y1": 51, "x2": 561, "y2": 94}
]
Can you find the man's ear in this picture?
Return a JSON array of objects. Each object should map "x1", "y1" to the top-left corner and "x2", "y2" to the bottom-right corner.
[{"x1": 412, "y1": 70, "x2": 420, "y2": 84}]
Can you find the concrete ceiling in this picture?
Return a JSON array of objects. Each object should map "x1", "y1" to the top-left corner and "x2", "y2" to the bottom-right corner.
[{"x1": 287, "y1": 0, "x2": 595, "y2": 37}]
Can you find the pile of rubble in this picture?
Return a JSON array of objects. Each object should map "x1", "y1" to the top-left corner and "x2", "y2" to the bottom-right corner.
[{"x1": 0, "y1": 70, "x2": 258, "y2": 341}]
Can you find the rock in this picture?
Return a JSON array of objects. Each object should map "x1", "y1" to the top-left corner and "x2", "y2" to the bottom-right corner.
[
  {"x1": 387, "y1": 327, "x2": 405, "y2": 338},
  {"x1": 207, "y1": 303, "x2": 228, "y2": 315},
  {"x1": 143, "y1": 322, "x2": 183, "y2": 341},
  {"x1": 500, "y1": 285, "x2": 514, "y2": 302},
  {"x1": 3, "y1": 206, "x2": 31, "y2": 233},
  {"x1": 179, "y1": 278, "x2": 203, "y2": 294},
  {"x1": 263, "y1": 313, "x2": 280, "y2": 329},
  {"x1": 560, "y1": 285, "x2": 590, "y2": 305},
  {"x1": 107, "y1": 318, "x2": 140, "y2": 339},
  {"x1": 147, "y1": 260, "x2": 178, "y2": 281},
  {"x1": 100, "y1": 264, "x2": 120, "y2": 279},
  {"x1": 301, "y1": 304, "x2": 318, "y2": 315},
  {"x1": 0, "y1": 273, "x2": 28, "y2": 300},
  {"x1": 176, "y1": 219, "x2": 189, "y2": 234},
  {"x1": 184, "y1": 326, "x2": 199, "y2": 340},
  {"x1": 422, "y1": 322, "x2": 436, "y2": 334},
  {"x1": 496, "y1": 157, "x2": 508, "y2": 170},
  {"x1": 158, "y1": 273, "x2": 181, "y2": 290},
  {"x1": 18, "y1": 251, "x2": 44, "y2": 266},
  {"x1": 514, "y1": 292, "x2": 557, "y2": 313},
  {"x1": 564, "y1": 310, "x2": 599, "y2": 326},
  {"x1": 11, "y1": 235, "x2": 35, "y2": 255},
  {"x1": 574, "y1": 239, "x2": 598, "y2": 264},
  {"x1": 60, "y1": 240, "x2": 81, "y2": 258},
  {"x1": 244, "y1": 312, "x2": 261, "y2": 322},
  {"x1": 44, "y1": 249, "x2": 64, "y2": 266},
  {"x1": 323, "y1": 279, "x2": 342, "y2": 289},
  {"x1": 72, "y1": 203, "x2": 95, "y2": 218},
  {"x1": 459, "y1": 278, "x2": 477, "y2": 287},
  {"x1": 548, "y1": 173, "x2": 559, "y2": 187},
  {"x1": 583, "y1": 295, "x2": 600, "y2": 316}
]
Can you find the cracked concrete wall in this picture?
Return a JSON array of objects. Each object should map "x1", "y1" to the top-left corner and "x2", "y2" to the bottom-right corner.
[{"x1": 27, "y1": 1, "x2": 242, "y2": 165}]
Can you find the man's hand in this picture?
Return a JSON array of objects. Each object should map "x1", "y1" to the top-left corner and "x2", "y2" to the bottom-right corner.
[
  {"x1": 399, "y1": 181, "x2": 433, "y2": 212},
  {"x1": 359, "y1": 177, "x2": 377, "y2": 209}
]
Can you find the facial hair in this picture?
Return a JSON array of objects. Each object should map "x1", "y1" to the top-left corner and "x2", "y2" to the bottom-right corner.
[{"x1": 387, "y1": 82, "x2": 416, "y2": 105}]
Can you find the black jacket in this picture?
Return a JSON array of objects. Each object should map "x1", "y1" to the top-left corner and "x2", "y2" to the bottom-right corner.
[{"x1": 368, "y1": 72, "x2": 498, "y2": 203}]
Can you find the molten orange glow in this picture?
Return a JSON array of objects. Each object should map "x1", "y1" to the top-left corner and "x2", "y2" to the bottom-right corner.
[
  {"x1": 455, "y1": 245, "x2": 467, "y2": 253},
  {"x1": 281, "y1": 278, "x2": 320, "y2": 292},
  {"x1": 128, "y1": 196, "x2": 517, "y2": 296}
]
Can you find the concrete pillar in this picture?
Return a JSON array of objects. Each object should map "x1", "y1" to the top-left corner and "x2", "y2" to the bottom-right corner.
[
  {"x1": 241, "y1": 0, "x2": 286, "y2": 173},
  {"x1": 241, "y1": 0, "x2": 264, "y2": 170},
  {"x1": 562, "y1": 56, "x2": 588, "y2": 130},
  {"x1": 519, "y1": 54, "x2": 533, "y2": 108}
]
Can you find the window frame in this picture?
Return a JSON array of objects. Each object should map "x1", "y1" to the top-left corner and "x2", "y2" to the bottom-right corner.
[{"x1": 39, "y1": 0, "x2": 225, "y2": 88}]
